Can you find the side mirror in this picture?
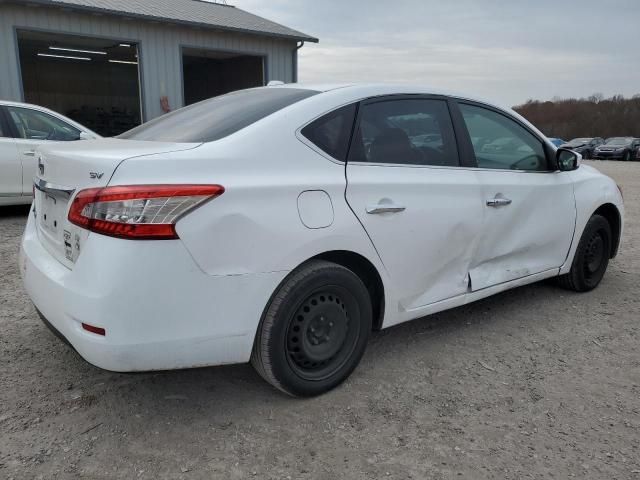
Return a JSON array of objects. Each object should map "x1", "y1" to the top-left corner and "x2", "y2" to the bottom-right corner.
[
  {"x1": 556, "y1": 148, "x2": 581, "y2": 171},
  {"x1": 79, "y1": 131, "x2": 92, "y2": 141}
]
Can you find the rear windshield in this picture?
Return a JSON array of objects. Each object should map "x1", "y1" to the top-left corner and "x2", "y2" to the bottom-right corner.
[{"x1": 119, "y1": 88, "x2": 318, "y2": 143}]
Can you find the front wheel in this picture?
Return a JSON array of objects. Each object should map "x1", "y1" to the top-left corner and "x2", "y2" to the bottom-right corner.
[
  {"x1": 251, "y1": 260, "x2": 372, "y2": 397},
  {"x1": 623, "y1": 151, "x2": 631, "y2": 162},
  {"x1": 558, "y1": 215, "x2": 612, "y2": 292}
]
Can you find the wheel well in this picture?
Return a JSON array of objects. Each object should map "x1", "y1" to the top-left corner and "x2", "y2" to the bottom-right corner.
[
  {"x1": 313, "y1": 251, "x2": 385, "y2": 331},
  {"x1": 593, "y1": 203, "x2": 621, "y2": 258}
]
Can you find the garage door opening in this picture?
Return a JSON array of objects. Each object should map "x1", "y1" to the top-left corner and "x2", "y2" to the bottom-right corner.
[
  {"x1": 182, "y1": 47, "x2": 264, "y2": 106},
  {"x1": 17, "y1": 30, "x2": 142, "y2": 137}
]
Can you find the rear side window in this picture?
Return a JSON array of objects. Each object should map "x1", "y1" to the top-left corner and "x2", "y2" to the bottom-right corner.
[
  {"x1": 301, "y1": 104, "x2": 357, "y2": 161},
  {"x1": 348, "y1": 98, "x2": 460, "y2": 167},
  {"x1": 119, "y1": 88, "x2": 318, "y2": 143}
]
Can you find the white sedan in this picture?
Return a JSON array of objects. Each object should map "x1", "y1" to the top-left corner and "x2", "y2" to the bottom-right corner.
[
  {"x1": 20, "y1": 84, "x2": 624, "y2": 396},
  {"x1": 0, "y1": 101, "x2": 100, "y2": 206}
]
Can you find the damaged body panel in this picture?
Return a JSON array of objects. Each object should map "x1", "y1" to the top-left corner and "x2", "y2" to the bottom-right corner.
[
  {"x1": 468, "y1": 170, "x2": 576, "y2": 290},
  {"x1": 345, "y1": 163, "x2": 483, "y2": 312}
]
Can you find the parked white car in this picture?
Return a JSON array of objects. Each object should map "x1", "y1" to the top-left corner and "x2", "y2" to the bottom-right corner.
[
  {"x1": 20, "y1": 84, "x2": 624, "y2": 396},
  {"x1": 0, "y1": 101, "x2": 100, "y2": 206}
]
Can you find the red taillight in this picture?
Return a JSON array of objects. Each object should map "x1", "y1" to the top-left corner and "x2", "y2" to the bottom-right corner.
[{"x1": 68, "y1": 184, "x2": 224, "y2": 240}]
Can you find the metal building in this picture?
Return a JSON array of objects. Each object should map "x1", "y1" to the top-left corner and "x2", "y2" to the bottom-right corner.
[{"x1": 0, "y1": 0, "x2": 317, "y2": 136}]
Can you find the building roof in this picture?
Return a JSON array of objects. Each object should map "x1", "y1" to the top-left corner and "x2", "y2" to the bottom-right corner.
[{"x1": 14, "y1": 0, "x2": 318, "y2": 42}]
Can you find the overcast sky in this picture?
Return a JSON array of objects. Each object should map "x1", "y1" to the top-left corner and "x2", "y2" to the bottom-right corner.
[{"x1": 234, "y1": 0, "x2": 639, "y2": 107}]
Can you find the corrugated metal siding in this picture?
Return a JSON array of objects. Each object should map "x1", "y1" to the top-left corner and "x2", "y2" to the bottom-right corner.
[
  {"x1": 25, "y1": 0, "x2": 317, "y2": 42},
  {"x1": 0, "y1": 3, "x2": 297, "y2": 120}
]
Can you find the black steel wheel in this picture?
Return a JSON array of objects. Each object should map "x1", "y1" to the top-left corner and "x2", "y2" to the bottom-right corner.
[
  {"x1": 286, "y1": 288, "x2": 362, "y2": 381},
  {"x1": 252, "y1": 260, "x2": 372, "y2": 397},
  {"x1": 558, "y1": 214, "x2": 612, "y2": 292}
]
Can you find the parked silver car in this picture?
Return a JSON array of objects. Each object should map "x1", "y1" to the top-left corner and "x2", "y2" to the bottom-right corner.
[{"x1": 0, "y1": 101, "x2": 100, "y2": 206}]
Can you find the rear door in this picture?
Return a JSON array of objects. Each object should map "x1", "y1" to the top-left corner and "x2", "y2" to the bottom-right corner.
[
  {"x1": 0, "y1": 107, "x2": 21, "y2": 196},
  {"x1": 5, "y1": 105, "x2": 82, "y2": 196},
  {"x1": 454, "y1": 101, "x2": 576, "y2": 290},
  {"x1": 345, "y1": 95, "x2": 485, "y2": 312}
]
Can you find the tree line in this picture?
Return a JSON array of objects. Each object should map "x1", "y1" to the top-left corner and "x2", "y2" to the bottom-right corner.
[{"x1": 513, "y1": 94, "x2": 640, "y2": 140}]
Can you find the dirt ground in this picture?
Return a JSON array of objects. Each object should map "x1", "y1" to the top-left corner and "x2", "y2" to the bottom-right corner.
[{"x1": 0, "y1": 160, "x2": 638, "y2": 480}]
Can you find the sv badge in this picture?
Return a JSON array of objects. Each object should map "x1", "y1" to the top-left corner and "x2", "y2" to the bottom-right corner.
[{"x1": 90, "y1": 172, "x2": 105, "y2": 179}]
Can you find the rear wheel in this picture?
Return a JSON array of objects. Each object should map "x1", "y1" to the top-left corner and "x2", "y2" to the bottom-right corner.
[
  {"x1": 251, "y1": 260, "x2": 372, "y2": 397},
  {"x1": 558, "y1": 215, "x2": 611, "y2": 292}
]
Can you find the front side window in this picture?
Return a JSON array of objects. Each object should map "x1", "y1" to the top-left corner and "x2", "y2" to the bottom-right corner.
[
  {"x1": 7, "y1": 106, "x2": 81, "y2": 141},
  {"x1": 348, "y1": 98, "x2": 459, "y2": 167},
  {"x1": 120, "y1": 88, "x2": 319, "y2": 143},
  {"x1": 459, "y1": 103, "x2": 548, "y2": 171},
  {"x1": 301, "y1": 104, "x2": 357, "y2": 161}
]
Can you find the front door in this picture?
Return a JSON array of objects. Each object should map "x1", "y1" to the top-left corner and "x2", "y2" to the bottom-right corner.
[
  {"x1": 0, "y1": 107, "x2": 21, "y2": 197},
  {"x1": 5, "y1": 105, "x2": 82, "y2": 195},
  {"x1": 456, "y1": 102, "x2": 576, "y2": 290},
  {"x1": 345, "y1": 96, "x2": 485, "y2": 314}
]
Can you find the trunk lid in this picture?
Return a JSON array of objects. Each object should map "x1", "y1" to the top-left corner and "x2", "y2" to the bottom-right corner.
[{"x1": 33, "y1": 139, "x2": 200, "y2": 269}]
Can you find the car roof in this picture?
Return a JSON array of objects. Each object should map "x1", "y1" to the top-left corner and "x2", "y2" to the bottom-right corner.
[
  {"x1": 272, "y1": 82, "x2": 515, "y2": 110},
  {"x1": 0, "y1": 99, "x2": 46, "y2": 109},
  {"x1": 269, "y1": 83, "x2": 552, "y2": 147}
]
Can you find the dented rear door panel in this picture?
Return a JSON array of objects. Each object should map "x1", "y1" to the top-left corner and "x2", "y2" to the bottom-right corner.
[{"x1": 346, "y1": 164, "x2": 484, "y2": 311}]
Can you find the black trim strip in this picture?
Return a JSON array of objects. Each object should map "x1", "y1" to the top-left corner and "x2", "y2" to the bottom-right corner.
[{"x1": 447, "y1": 99, "x2": 477, "y2": 168}]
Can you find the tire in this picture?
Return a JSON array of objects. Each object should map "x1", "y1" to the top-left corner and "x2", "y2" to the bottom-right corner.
[
  {"x1": 557, "y1": 215, "x2": 612, "y2": 292},
  {"x1": 623, "y1": 151, "x2": 631, "y2": 162},
  {"x1": 583, "y1": 150, "x2": 590, "y2": 160},
  {"x1": 251, "y1": 260, "x2": 372, "y2": 397}
]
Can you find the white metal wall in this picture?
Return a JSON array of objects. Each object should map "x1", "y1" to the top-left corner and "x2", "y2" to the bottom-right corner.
[{"x1": 0, "y1": 2, "x2": 297, "y2": 120}]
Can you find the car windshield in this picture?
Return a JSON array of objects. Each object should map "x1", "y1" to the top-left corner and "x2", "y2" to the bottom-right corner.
[
  {"x1": 119, "y1": 88, "x2": 319, "y2": 143},
  {"x1": 566, "y1": 138, "x2": 591, "y2": 146},
  {"x1": 605, "y1": 137, "x2": 633, "y2": 145}
]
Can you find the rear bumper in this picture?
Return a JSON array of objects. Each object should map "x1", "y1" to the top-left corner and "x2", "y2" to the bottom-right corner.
[
  {"x1": 37, "y1": 308, "x2": 73, "y2": 347},
  {"x1": 20, "y1": 212, "x2": 287, "y2": 372}
]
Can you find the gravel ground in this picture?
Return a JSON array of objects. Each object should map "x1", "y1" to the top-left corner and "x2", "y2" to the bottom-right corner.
[{"x1": 1, "y1": 160, "x2": 639, "y2": 480}]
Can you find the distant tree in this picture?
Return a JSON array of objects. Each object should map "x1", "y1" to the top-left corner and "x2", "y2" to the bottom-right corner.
[
  {"x1": 587, "y1": 93, "x2": 603, "y2": 103},
  {"x1": 514, "y1": 94, "x2": 640, "y2": 139}
]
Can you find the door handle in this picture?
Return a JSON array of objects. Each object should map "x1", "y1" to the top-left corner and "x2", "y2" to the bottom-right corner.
[
  {"x1": 24, "y1": 150, "x2": 36, "y2": 157},
  {"x1": 486, "y1": 197, "x2": 512, "y2": 207},
  {"x1": 366, "y1": 204, "x2": 406, "y2": 214}
]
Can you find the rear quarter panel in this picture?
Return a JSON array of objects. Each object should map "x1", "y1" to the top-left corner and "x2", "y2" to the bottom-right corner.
[{"x1": 107, "y1": 112, "x2": 389, "y2": 291}]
